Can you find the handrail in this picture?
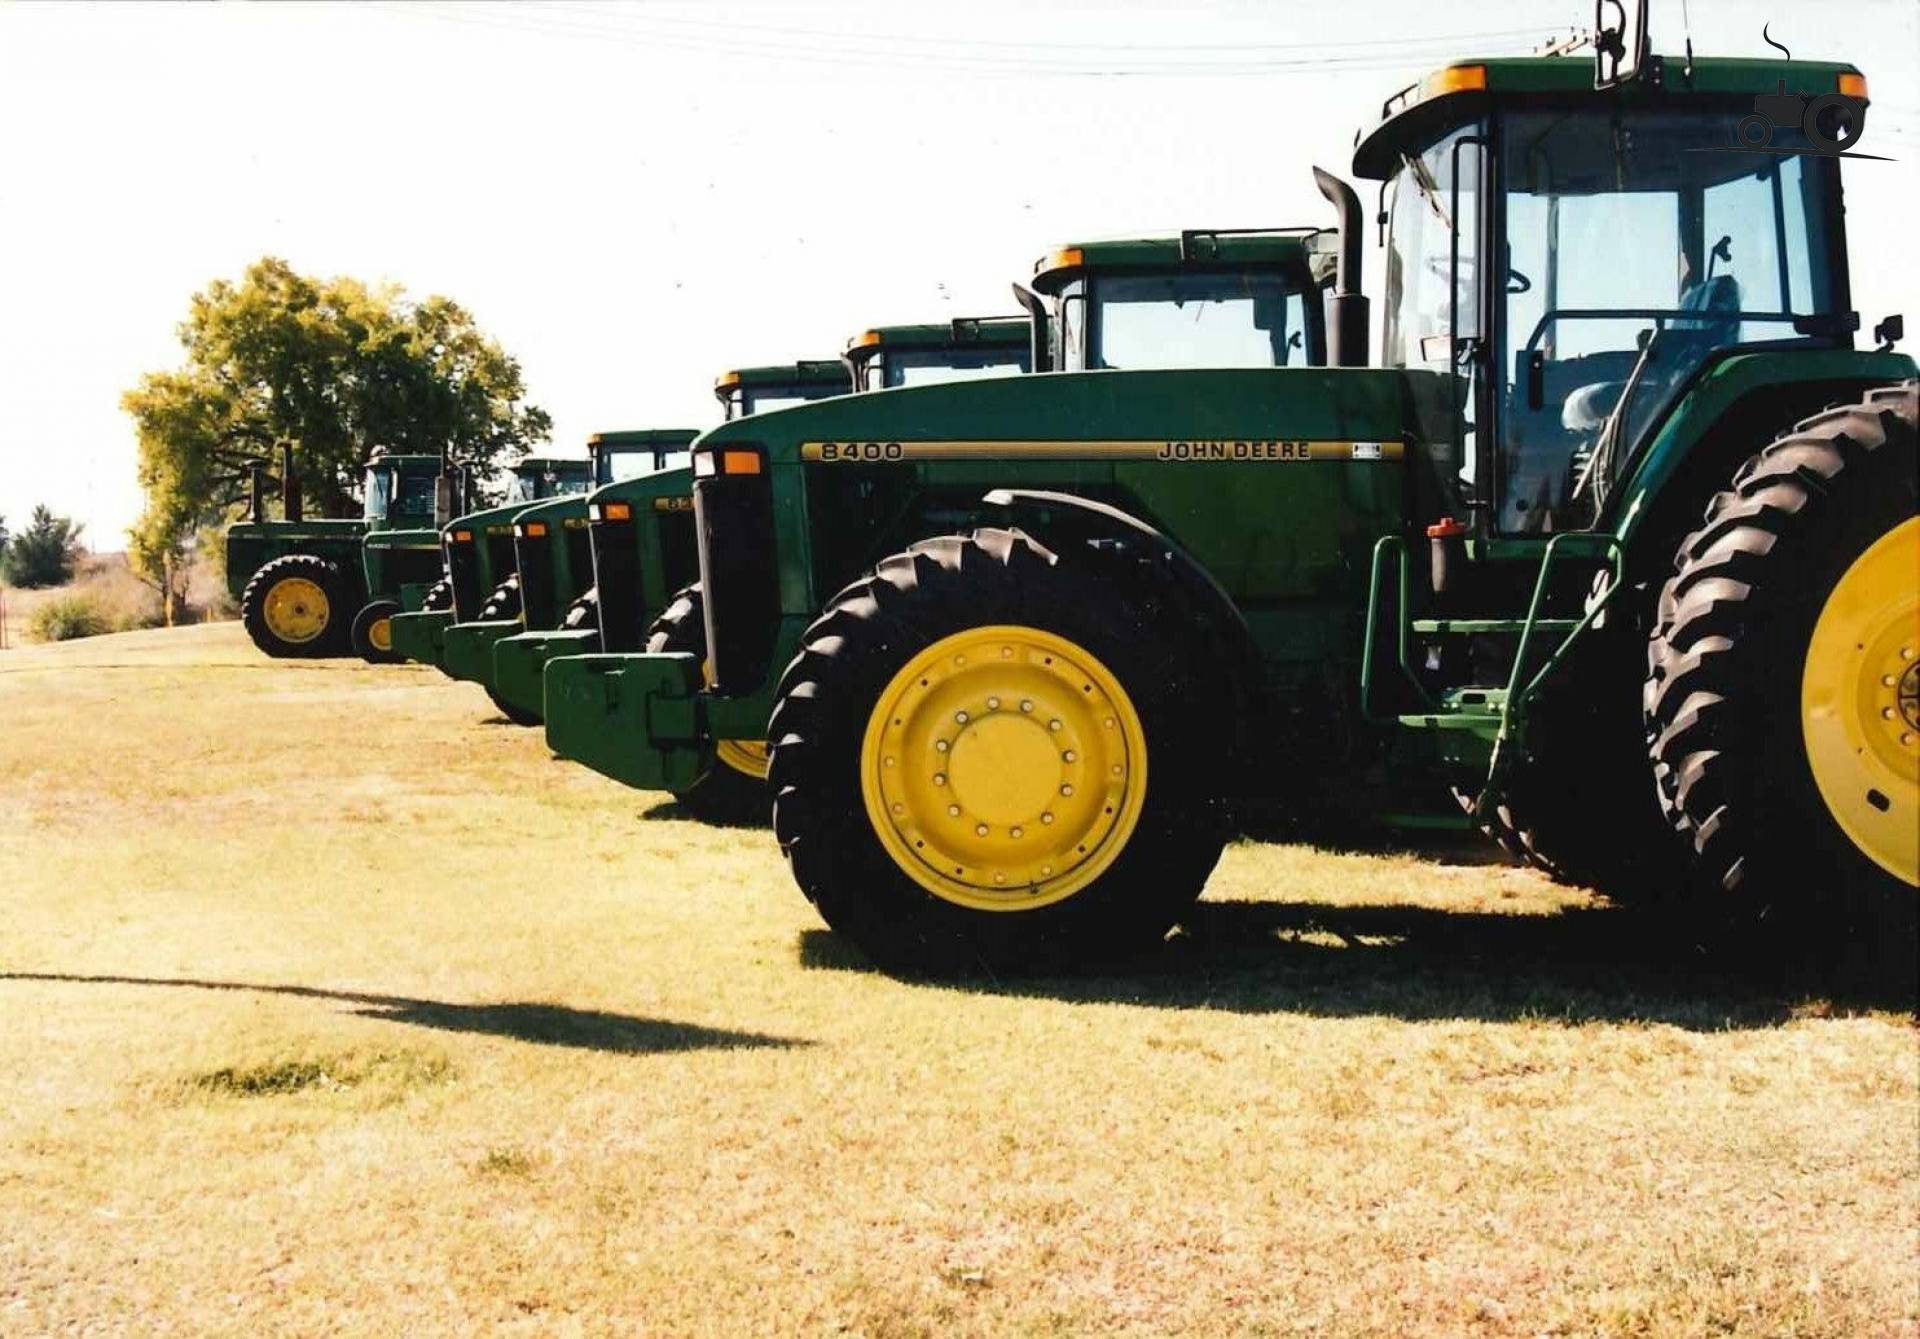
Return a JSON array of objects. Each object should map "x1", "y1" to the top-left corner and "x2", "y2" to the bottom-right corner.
[{"x1": 1360, "y1": 536, "x2": 1439, "y2": 722}]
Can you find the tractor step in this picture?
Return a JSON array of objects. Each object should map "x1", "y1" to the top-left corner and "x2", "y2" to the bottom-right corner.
[{"x1": 1409, "y1": 617, "x2": 1580, "y2": 635}]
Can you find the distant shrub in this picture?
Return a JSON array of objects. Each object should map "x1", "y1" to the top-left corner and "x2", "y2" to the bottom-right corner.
[{"x1": 29, "y1": 593, "x2": 110, "y2": 642}]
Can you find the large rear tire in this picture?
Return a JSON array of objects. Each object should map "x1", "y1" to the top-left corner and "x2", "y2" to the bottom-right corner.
[
  {"x1": 239, "y1": 553, "x2": 350, "y2": 658},
  {"x1": 478, "y1": 573, "x2": 522, "y2": 622},
  {"x1": 767, "y1": 528, "x2": 1228, "y2": 974},
  {"x1": 1643, "y1": 381, "x2": 1917, "y2": 979},
  {"x1": 645, "y1": 583, "x2": 770, "y2": 825}
]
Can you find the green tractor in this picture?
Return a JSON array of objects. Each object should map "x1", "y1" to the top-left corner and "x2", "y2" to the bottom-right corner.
[
  {"x1": 441, "y1": 431, "x2": 698, "y2": 725},
  {"x1": 487, "y1": 361, "x2": 857, "y2": 736},
  {"x1": 543, "y1": 232, "x2": 1335, "y2": 800},
  {"x1": 226, "y1": 445, "x2": 451, "y2": 658},
  {"x1": 546, "y1": 46, "x2": 1915, "y2": 973},
  {"x1": 385, "y1": 456, "x2": 594, "y2": 678}
]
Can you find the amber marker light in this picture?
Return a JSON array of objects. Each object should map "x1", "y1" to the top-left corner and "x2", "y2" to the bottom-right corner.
[{"x1": 1422, "y1": 64, "x2": 1487, "y2": 100}]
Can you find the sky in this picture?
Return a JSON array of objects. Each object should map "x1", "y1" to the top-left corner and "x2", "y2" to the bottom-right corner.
[{"x1": 1, "y1": 0, "x2": 1914, "y2": 549}]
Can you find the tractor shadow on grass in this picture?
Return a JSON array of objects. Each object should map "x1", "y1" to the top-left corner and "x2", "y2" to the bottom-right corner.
[
  {"x1": 797, "y1": 899, "x2": 1914, "y2": 1029},
  {"x1": 0, "y1": 973, "x2": 805, "y2": 1054}
]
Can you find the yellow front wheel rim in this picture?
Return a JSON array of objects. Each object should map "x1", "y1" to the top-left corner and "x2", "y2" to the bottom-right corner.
[
  {"x1": 716, "y1": 737, "x2": 770, "y2": 780},
  {"x1": 860, "y1": 624, "x2": 1147, "y2": 912},
  {"x1": 263, "y1": 577, "x2": 330, "y2": 644},
  {"x1": 367, "y1": 615, "x2": 392, "y2": 653},
  {"x1": 1802, "y1": 515, "x2": 1920, "y2": 886}
]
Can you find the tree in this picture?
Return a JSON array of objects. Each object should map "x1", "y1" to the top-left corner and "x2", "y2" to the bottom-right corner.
[
  {"x1": 3, "y1": 506, "x2": 85, "y2": 588},
  {"x1": 122, "y1": 257, "x2": 551, "y2": 621}
]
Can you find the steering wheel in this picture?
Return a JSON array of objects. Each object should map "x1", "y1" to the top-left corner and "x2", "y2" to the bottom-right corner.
[{"x1": 1506, "y1": 267, "x2": 1533, "y2": 295}]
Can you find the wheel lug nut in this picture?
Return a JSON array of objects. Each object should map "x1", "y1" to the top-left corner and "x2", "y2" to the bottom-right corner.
[
  {"x1": 1104, "y1": 717, "x2": 1115, "y2": 728},
  {"x1": 975, "y1": 823, "x2": 989, "y2": 837},
  {"x1": 1041, "y1": 812, "x2": 1054, "y2": 824},
  {"x1": 1060, "y1": 784, "x2": 1074, "y2": 796},
  {"x1": 1062, "y1": 750, "x2": 1076, "y2": 762},
  {"x1": 986, "y1": 697, "x2": 1000, "y2": 710},
  {"x1": 994, "y1": 873, "x2": 1006, "y2": 884},
  {"x1": 948, "y1": 804, "x2": 961, "y2": 817},
  {"x1": 883, "y1": 756, "x2": 895, "y2": 767},
  {"x1": 1010, "y1": 827, "x2": 1023, "y2": 839},
  {"x1": 955, "y1": 710, "x2": 969, "y2": 724},
  {"x1": 1041, "y1": 865, "x2": 1053, "y2": 876},
  {"x1": 933, "y1": 772, "x2": 947, "y2": 786},
  {"x1": 892, "y1": 803, "x2": 904, "y2": 815},
  {"x1": 935, "y1": 740, "x2": 950, "y2": 753},
  {"x1": 1001, "y1": 647, "x2": 1013, "y2": 658},
  {"x1": 1020, "y1": 700, "x2": 1033, "y2": 713},
  {"x1": 1048, "y1": 719, "x2": 1062, "y2": 732}
]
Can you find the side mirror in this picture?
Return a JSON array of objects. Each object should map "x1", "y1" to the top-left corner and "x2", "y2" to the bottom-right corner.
[
  {"x1": 1594, "y1": 0, "x2": 1650, "y2": 89},
  {"x1": 1874, "y1": 313, "x2": 1904, "y2": 352}
]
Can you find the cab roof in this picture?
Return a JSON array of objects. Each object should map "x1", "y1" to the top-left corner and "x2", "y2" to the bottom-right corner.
[
  {"x1": 587, "y1": 428, "x2": 700, "y2": 449},
  {"x1": 713, "y1": 360, "x2": 853, "y2": 397},
  {"x1": 1353, "y1": 54, "x2": 1866, "y2": 178},
  {"x1": 363, "y1": 451, "x2": 443, "y2": 470},
  {"x1": 514, "y1": 455, "x2": 591, "y2": 474},
  {"x1": 1031, "y1": 229, "x2": 1334, "y2": 295},
  {"x1": 844, "y1": 315, "x2": 1030, "y2": 357}
]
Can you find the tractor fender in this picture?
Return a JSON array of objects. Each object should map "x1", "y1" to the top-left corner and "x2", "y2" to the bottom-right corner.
[{"x1": 980, "y1": 488, "x2": 1268, "y2": 786}]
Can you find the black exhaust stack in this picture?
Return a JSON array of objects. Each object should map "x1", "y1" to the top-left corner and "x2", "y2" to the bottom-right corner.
[
  {"x1": 1313, "y1": 167, "x2": 1370, "y2": 368},
  {"x1": 249, "y1": 459, "x2": 267, "y2": 523},
  {"x1": 1010, "y1": 283, "x2": 1052, "y2": 373},
  {"x1": 280, "y1": 442, "x2": 303, "y2": 523}
]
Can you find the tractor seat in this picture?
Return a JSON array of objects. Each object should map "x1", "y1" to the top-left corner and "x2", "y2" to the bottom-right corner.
[{"x1": 1561, "y1": 380, "x2": 1625, "y2": 432}]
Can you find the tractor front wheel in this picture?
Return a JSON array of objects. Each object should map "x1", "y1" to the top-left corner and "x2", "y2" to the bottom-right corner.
[
  {"x1": 351, "y1": 599, "x2": 403, "y2": 664},
  {"x1": 479, "y1": 573, "x2": 522, "y2": 622},
  {"x1": 767, "y1": 528, "x2": 1227, "y2": 973},
  {"x1": 1644, "y1": 381, "x2": 1917, "y2": 975},
  {"x1": 646, "y1": 583, "x2": 770, "y2": 825},
  {"x1": 239, "y1": 553, "x2": 349, "y2": 658}
]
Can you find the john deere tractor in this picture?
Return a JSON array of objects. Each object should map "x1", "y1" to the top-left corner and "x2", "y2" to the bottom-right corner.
[
  {"x1": 439, "y1": 431, "x2": 698, "y2": 725},
  {"x1": 385, "y1": 456, "x2": 593, "y2": 681},
  {"x1": 542, "y1": 231, "x2": 1336, "y2": 796},
  {"x1": 226, "y1": 446, "x2": 450, "y2": 658},
  {"x1": 544, "y1": 44, "x2": 1914, "y2": 974}
]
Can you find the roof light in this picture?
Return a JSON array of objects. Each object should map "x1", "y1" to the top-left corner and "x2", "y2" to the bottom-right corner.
[
  {"x1": 847, "y1": 329, "x2": 882, "y2": 351},
  {"x1": 1035, "y1": 246, "x2": 1085, "y2": 276},
  {"x1": 1421, "y1": 64, "x2": 1487, "y2": 100},
  {"x1": 715, "y1": 370, "x2": 742, "y2": 389},
  {"x1": 1838, "y1": 72, "x2": 1868, "y2": 99},
  {"x1": 600, "y1": 502, "x2": 631, "y2": 521},
  {"x1": 450, "y1": 529, "x2": 473, "y2": 543},
  {"x1": 521, "y1": 521, "x2": 548, "y2": 537},
  {"x1": 721, "y1": 449, "x2": 762, "y2": 476}
]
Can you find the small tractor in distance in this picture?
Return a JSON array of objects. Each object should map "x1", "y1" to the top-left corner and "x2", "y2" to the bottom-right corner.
[
  {"x1": 226, "y1": 445, "x2": 450, "y2": 659},
  {"x1": 384, "y1": 456, "x2": 593, "y2": 689},
  {"x1": 547, "y1": 45, "x2": 1916, "y2": 977}
]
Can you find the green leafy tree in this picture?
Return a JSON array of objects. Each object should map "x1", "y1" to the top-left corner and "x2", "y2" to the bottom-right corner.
[
  {"x1": 3, "y1": 505, "x2": 85, "y2": 588},
  {"x1": 122, "y1": 257, "x2": 551, "y2": 620}
]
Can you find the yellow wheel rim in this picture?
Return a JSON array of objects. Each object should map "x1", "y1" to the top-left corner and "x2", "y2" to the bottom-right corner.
[
  {"x1": 716, "y1": 736, "x2": 770, "y2": 780},
  {"x1": 262, "y1": 577, "x2": 330, "y2": 644},
  {"x1": 1802, "y1": 515, "x2": 1919, "y2": 886},
  {"x1": 368, "y1": 615, "x2": 392, "y2": 653},
  {"x1": 860, "y1": 624, "x2": 1147, "y2": 912}
]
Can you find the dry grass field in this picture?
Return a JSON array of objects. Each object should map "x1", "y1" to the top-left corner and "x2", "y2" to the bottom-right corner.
[{"x1": 1, "y1": 624, "x2": 1914, "y2": 1336}]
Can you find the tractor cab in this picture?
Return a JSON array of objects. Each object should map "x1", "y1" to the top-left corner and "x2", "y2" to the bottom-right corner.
[
  {"x1": 591, "y1": 429, "x2": 694, "y2": 486},
  {"x1": 1356, "y1": 54, "x2": 1865, "y2": 536},
  {"x1": 715, "y1": 361, "x2": 854, "y2": 420},
  {"x1": 1021, "y1": 228, "x2": 1338, "y2": 372},
  {"x1": 507, "y1": 456, "x2": 594, "y2": 503},
  {"x1": 360, "y1": 450, "x2": 445, "y2": 529},
  {"x1": 843, "y1": 317, "x2": 1032, "y2": 391}
]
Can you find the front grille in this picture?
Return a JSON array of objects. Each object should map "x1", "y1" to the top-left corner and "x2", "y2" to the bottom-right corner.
[
  {"x1": 516, "y1": 531, "x2": 556, "y2": 628},
  {"x1": 693, "y1": 450, "x2": 778, "y2": 693},
  {"x1": 590, "y1": 519, "x2": 643, "y2": 651},
  {"x1": 447, "y1": 539, "x2": 482, "y2": 620}
]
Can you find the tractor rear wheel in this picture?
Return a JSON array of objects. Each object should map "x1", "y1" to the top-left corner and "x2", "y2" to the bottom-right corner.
[
  {"x1": 767, "y1": 528, "x2": 1227, "y2": 973},
  {"x1": 351, "y1": 599, "x2": 403, "y2": 664},
  {"x1": 645, "y1": 583, "x2": 769, "y2": 825},
  {"x1": 240, "y1": 554, "x2": 349, "y2": 658},
  {"x1": 1643, "y1": 381, "x2": 1917, "y2": 973}
]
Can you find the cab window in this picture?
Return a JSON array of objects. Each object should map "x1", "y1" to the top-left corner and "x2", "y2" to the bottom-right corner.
[{"x1": 1089, "y1": 273, "x2": 1311, "y2": 369}]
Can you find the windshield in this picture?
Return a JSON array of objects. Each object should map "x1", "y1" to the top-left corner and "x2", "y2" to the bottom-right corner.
[
  {"x1": 394, "y1": 473, "x2": 437, "y2": 518},
  {"x1": 362, "y1": 467, "x2": 393, "y2": 522},
  {"x1": 1090, "y1": 273, "x2": 1311, "y2": 370},
  {"x1": 881, "y1": 348, "x2": 1028, "y2": 389},
  {"x1": 595, "y1": 447, "x2": 692, "y2": 485},
  {"x1": 729, "y1": 386, "x2": 842, "y2": 419},
  {"x1": 1496, "y1": 109, "x2": 1842, "y2": 531},
  {"x1": 510, "y1": 468, "x2": 591, "y2": 501}
]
